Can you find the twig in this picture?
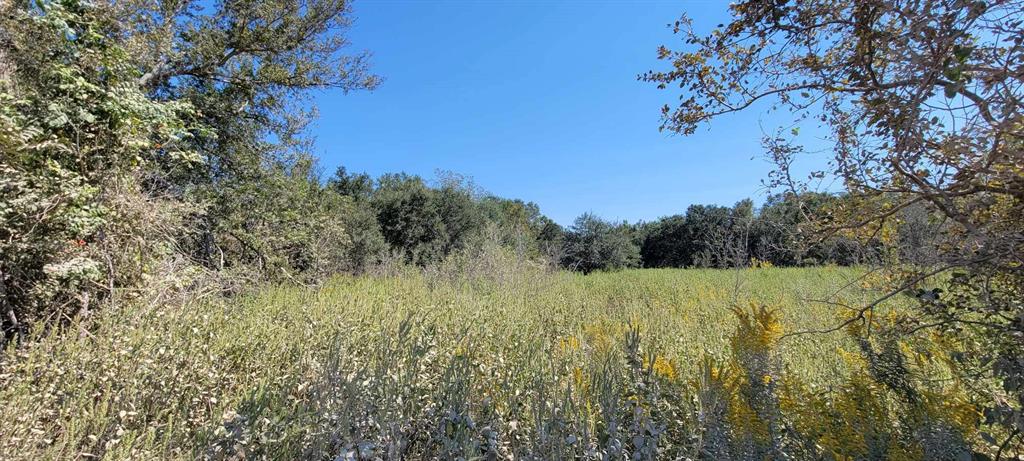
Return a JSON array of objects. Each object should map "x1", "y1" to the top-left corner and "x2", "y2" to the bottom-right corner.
[
  {"x1": 781, "y1": 263, "x2": 959, "y2": 340},
  {"x1": 996, "y1": 428, "x2": 1020, "y2": 461}
]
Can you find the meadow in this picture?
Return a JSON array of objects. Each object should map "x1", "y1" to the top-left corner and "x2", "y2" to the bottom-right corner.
[{"x1": 1, "y1": 265, "x2": 969, "y2": 460}]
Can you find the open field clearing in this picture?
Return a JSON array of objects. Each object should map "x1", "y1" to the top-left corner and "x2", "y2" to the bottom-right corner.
[
  {"x1": 6, "y1": 0, "x2": 1020, "y2": 457},
  {"x1": 4, "y1": 0, "x2": 1021, "y2": 457},
  {"x1": 4, "y1": 266, "x2": 972, "y2": 460}
]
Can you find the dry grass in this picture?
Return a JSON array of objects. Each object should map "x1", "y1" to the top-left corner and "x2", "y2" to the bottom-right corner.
[{"x1": 2, "y1": 265, "x2": 968, "y2": 459}]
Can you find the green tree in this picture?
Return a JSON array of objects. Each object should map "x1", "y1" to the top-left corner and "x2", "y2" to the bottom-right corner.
[
  {"x1": 119, "y1": 0, "x2": 381, "y2": 276},
  {"x1": 434, "y1": 180, "x2": 485, "y2": 257},
  {"x1": 639, "y1": 200, "x2": 758, "y2": 269},
  {"x1": 328, "y1": 167, "x2": 385, "y2": 272},
  {"x1": 681, "y1": 204, "x2": 736, "y2": 268},
  {"x1": 329, "y1": 166, "x2": 374, "y2": 200},
  {"x1": 372, "y1": 174, "x2": 447, "y2": 265},
  {"x1": 534, "y1": 215, "x2": 566, "y2": 264},
  {"x1": 478, "y1": 196, "x2": 563, "y2": 260},
  {"x1": 204, "y1": 155, "x2": 357, "y2": 278},
  {"x1": 750, "y1": 192, "x2": 870, "y2": 266},
  {"x1": 639, "y1": 215, "x2": 691, "y2": 268},
  {"x1": 562, "y1": 213, "x2": 640, "y2": 273},
  {"x1": 0, "y1": 0, "x2": 199, "y2": 338},
  {"x1": 330, "y1": 166, "x2": 375, "y2": 202}
]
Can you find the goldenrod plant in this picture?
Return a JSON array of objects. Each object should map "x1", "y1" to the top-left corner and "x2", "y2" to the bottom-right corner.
[{"x1": 2, "y1": 265, "x2": 1007, "y2": 459}]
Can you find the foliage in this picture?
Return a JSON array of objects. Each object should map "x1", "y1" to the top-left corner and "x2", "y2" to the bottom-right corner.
[
  {"x1": 478, "y1": 196, "x2": 564, "y2": 263},
  {"x1": 638, "y1": 215, "x2": 691, "y2": 268},
  {"x1": 562, "y1": 213, "x2": 640, "y2": 273},
  {"x1": 637, "y1": 194, "x2": 875, "y2": 269},
  {"x1": 645, "y1": 0, "x2": 1024, "y2": 449},
  {"x1": 0, "y1": 0, "x2": 389, "y2": 340},
  {"x1": 753, "y1": 192, "x2": 876, "y2": 267},
  {"x1": 328, "y1": 168, "x2": 564, "y2": 269},
  {"x1": 371, "y1": 173, "x2": 466, "y2": 266},
  {"x1": 0, "y1": 0, "x2": 199, "y2": 339},
  {"x1": 2, "y1": 0, "x2": 393, "y2": 342},
  {"x1": 200, "y1": 155, "x2": 358, "y2": 279}
]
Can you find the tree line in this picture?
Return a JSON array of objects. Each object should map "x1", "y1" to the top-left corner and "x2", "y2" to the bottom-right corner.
[
  {"x1": 0, "y1": 0, "x2": 946, "y2": 344},
  {"x1": 560, "y1": 192, "x2": 937, "y2": 273},
  {"x1": 327, "y1": 167, "x2": 927, "y2": 275}
]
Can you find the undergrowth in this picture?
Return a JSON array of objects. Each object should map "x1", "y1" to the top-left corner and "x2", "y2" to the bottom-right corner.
[{"x1": 0, "y1": 266, "x2": 995, "y2": 459}]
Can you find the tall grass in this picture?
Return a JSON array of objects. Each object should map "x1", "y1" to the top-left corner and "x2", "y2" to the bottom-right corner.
[{"x1": 1, "y1": 265, "x2": 978, "y2": 459}]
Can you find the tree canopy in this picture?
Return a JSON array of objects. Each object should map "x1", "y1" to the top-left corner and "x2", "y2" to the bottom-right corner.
[{"x1": 645, "y1": 0, "x2": 1024, "y2": 443}]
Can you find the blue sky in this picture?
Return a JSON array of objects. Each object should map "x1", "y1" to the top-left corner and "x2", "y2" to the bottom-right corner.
[{"x1": 312, "y1": 0, "x2": 819, "y2": 225}]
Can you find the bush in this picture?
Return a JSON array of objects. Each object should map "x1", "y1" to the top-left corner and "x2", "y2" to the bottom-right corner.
[{"x1": 0, "y1": 0, "x2": 199, "y2": 340}]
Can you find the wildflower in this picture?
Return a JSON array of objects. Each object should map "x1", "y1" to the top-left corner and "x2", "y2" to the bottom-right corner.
[{"x1": 645, "y1": 355, "x2": 678, "y2": 381}]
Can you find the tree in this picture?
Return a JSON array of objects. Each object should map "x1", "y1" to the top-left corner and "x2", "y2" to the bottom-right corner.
[
  {"x1": 645, "y1": 0, "x2": 1024, "y2": 445},
  {"x1": 1, "y1": 0, "x2": 384, "y2": 338},
  {"x1": 329, "y1": 167, "x2": 385, "y2": 272},
  {"x1": 562, "y1": 213, "x2": 640, "y2": 273},
  {"x1": 640, "y1": 215, "x2": 691, "y2": 268},
  {"x1": 682, "y1": 204, "x2": 739, "y2": 268},
  {"x1": 639, "y1": 200, "x2": 761, "y2": 269},
  {"x1": 372, "y1": 174, "x2": 446, "y2": 265},
  {"x1": 750, "y1": 194, "x2": 804, "y2": 267},
  {"x1": 752, "y1": 192, "x2": 871, "y2": 266},
  {"x1": 330, "y1": 166, "x2": 375, "y2": 202},
  {"x1": 535, "y1": 216, "x2": 566, "y2": 265},
  {"x1": 479, "y1": 196, "x2": 564, "y2": 261},
  {"x1": 206, "y1": 154, "x2": 359, "y2": 278},
  {"x1": 0, "y1": 0, "x2": 199, "y2": 339},
  {"x1": 114, "y1": 0, "x2": 381, "y2": 276},
  {"x1": 434, "y1": 178, "x2": 485, "y2": 257}
]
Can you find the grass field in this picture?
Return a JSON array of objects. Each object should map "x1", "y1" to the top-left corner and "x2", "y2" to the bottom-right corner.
[{"x1": 3, "y1": 266, "x2": 964, "y2": 459}]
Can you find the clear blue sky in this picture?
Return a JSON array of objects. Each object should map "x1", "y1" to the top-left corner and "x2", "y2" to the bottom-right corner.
[{"x1": 312, "y1": 0, "x2": 816, "y2": 225}]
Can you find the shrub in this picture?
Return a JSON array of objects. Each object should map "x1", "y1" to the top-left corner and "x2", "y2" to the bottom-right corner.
[{"x1": 0, "y1": 0, "x2": 200, "y2": 340}]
